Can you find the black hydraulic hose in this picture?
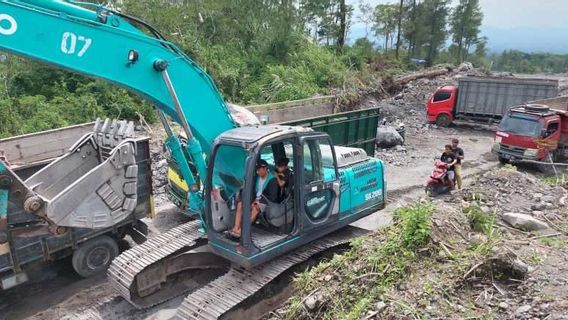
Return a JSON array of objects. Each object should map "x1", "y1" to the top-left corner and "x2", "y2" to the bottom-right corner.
[
  {"x1": 107, "y1": 9, "x2": 180, "y2": 53},
  {"x1": 113, "y1": 11, "x2": 166, "y2": 40}
]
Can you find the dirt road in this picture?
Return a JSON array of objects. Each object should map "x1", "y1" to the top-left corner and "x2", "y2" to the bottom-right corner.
[{"x1": 355, "y1": 123, "x2": 498, "y2": 230}]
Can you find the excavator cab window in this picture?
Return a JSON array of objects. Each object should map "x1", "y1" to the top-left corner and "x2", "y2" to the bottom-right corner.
[
  {"x1": 207, "y1": 133, "x2": 341, "y2": 265},
  {"x1": 209, "y1": 144, "x2": 248, "y2": 232}
]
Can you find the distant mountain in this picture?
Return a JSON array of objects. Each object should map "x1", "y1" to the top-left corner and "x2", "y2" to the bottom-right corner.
[
  {"x1": 482, "y1": 26, "x2": 568, "y2": 54},
  {"x1": 348, "y1": 25, "x2": 568, "y2": 55}
]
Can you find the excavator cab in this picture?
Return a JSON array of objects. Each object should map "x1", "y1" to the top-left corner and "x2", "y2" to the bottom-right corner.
[{"x1": 206, "y1": 126, "x2": 341, "y2": 267}]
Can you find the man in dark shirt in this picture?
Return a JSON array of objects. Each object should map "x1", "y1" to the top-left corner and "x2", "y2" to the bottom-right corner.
[
  {"x1": 229, "y1": 159, "x2": 281, "y2": 239},
  {"x1": 274, "y1": 157, "x2": 293, "y2": 201},
  {"x1": 451, "y1": 138, "x2": 464, "y2": 189},
  {"x1": 440, "y1": 144, "x2": 457, "y2": 190}
]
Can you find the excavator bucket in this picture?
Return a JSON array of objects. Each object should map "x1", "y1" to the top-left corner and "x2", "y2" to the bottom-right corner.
[{"x1": 23, "y1": 119, "x2": 140, "y2": 229}]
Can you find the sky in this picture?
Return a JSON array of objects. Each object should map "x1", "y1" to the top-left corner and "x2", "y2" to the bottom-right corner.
[
  {"x1": 347, "y1": 0, "x2": 568, "y2": 53},
  {"x1": 348, "y1": 0, "x2": 568, "y2": 29}
]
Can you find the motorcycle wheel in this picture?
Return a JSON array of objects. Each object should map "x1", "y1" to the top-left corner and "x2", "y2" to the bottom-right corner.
[{"x1": 425, "y1": 184, "x2": 435, "y2": 197}]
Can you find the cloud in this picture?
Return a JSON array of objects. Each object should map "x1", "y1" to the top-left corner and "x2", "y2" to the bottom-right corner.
[
  {"x1": 348, "y1": 0, "x2": 568, "y2": 29},
  {"x1": 480, "y1": 0, "x2": 567, "y2": 29}
]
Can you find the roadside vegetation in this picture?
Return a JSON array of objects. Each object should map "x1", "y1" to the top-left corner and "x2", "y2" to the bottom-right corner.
[
  {"x1": 0, "y1": 0, "x2": 486, "y2": 138},
  {"x1": 491, "y1": 51, "x2": 568, "y2": 74},
  {"x1": 272, "y1": 167, "x2": 568, "y2": 319},
  {"x1": 275, "y1": 199, "x2": 513, "y2": 319},
  {"x1": 283, "y1": 202, "x2": 435, "y2": 319}
]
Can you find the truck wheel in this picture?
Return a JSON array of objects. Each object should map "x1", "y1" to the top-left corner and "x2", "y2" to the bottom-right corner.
[
  {"x1": 435, "y1": 114, "x2": 451, "y2": 127},
  {"x1": 72, "y1": 235, "x2": 119, "y2": 278}
]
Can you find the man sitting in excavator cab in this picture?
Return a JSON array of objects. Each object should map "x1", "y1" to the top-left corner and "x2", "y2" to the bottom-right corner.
[
  {"x1": 227, "y1": 159, "x2": 284, "y2": 240},
  {"x1": 274, "y1": 157, "x2": 294, "y2": 201}
]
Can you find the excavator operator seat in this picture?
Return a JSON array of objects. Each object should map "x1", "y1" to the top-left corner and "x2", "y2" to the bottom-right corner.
[{"x1": 261, "y1": 196, "x2": 294, "y2": 228}]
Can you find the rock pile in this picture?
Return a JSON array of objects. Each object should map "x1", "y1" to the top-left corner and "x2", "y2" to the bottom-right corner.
[
  {"x1": 461, "y1": 168, "x2": 568, "y2": 225},
  {"x1": 375, "y1": 64, "x2": 489, "y2": 130}
]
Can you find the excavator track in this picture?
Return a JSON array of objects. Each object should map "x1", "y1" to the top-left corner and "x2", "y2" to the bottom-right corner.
[
  {"x1": 108, "y1": 220, "x2": 205, "y2": 308},
  {"x1": 108, "y1": 223, "x2": 366, "y2": 319},
  {"x1": 175, "y1": 226, "x2": 367, "y2": 320}
]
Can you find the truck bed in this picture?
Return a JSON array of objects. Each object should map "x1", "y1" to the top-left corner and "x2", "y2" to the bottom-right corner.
[
  {"x1": 281, "y1": 108, "x2": 380, "y2": 155},
  {"x1": 0, "y1": 124, "x2": 153, "y2": 290},
  {"x1": 529, "y1": 96, "x2": 568, "y2": 111},
  {"x1": 455, "y1": 77, "x2": 559, "y2": 119},
  {"x1": 0, "y1": 123, "x2": 94, "y2": 179}
]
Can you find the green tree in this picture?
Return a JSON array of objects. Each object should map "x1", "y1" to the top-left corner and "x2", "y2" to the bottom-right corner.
[
  {"x1": 401, "y1": 0, "x2": 419, "y2": 58},
  {"x1": 450, "y1": 0, "x2": 483, "y2": 63},
  {"x1": 493, "y1": 50, "x2": 568, "y2": 74},
  {"x1": 372, "y1": 4, "x2": 399, "y2": 53},
  {"x1": 417, "y1": 0, "x2": 450, "y2": 66},
  {"x1": 356, "y1": 1, "x2": 374, "y2": 38},
  {"x1": 0, "y1": 0, "x2": 392, "y2": 138},
  {"x1": 300, "y1": 0, "x2": 353, "y2": 50},
  {"x1": 395, "y1": 0, "x2": 404, "y2": 59}
]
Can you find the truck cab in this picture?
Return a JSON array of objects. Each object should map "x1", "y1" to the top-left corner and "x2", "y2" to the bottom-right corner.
[
  {"x1": 205, "y1": 126, "x2": 385, "y2": 267},
  {"x1": 426, "y1": 85, "x2": 457, "y2": 126},
  {"x1": 492, "y1": 104, "x2": 568, "y2": 164}
]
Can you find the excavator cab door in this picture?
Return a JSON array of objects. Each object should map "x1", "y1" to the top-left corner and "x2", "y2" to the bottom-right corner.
[{"x1": 298, "y1": 135, "x2": 340, "y2": 232}]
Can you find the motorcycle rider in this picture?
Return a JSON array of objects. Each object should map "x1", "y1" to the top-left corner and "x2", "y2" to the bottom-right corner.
[{"x1": 440, "y1": 144, "x2": 457, "y2": 190}]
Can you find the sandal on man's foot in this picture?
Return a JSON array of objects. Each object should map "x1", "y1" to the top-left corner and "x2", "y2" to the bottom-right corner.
[{"x1": 225, "y1": 230, "x2": 240, "y2": 241}]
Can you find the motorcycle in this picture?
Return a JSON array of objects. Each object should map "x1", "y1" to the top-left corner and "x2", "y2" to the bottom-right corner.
[{"x1": 425, "y1": 161, "x2": 454, "y2": 196}]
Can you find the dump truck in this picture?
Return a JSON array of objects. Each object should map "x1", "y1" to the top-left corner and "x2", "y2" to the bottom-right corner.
[
  {"x1": 492, "y1": 96, "x2": 568, "y2": 169},
  {"x1": 427, "y1": 77, "x2": 559, "y2": 126},
  {"x1": 0, "y1": 120, "x2": 152, "y2": 290},
  {"x1": 0, "y1": 1, "x2": 386, "y2": 317}
]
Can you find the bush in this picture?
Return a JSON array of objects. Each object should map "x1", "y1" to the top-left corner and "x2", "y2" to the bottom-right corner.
[
  {"x1": 464, "y1": 205, "x2": 495, "y2": 235},
  {"x1": 394, "y1": 202, "x2": 434, "y2": 248},
  {"x1": 286, "y1": 202, "x2": 434, "y2": 320},
  {"x1": 241, "y1": 44, "x2": 347, "y2": 103}
]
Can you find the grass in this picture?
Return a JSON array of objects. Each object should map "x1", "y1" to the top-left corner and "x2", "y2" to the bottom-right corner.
[
  {"x1": 540, "y1": 236, "x2": 566, "y2": 248},
  {"x1": 541, "y1": 173, "x2": 568, "y2": 186},
  {"x1": 285, "y1": 202, "x2": 434, "y2": 320},
  {"x1": 284, "y1": 200, "x2": 509, "y2": 319},
  {"x1": 528, "y1": 249, "x2": 544, "y2": 265},
  {"x1": 464, "y1": 205, "x2": 496, "y2": 236}
]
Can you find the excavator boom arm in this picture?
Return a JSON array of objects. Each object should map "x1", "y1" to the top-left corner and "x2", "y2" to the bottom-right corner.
[{"x1": 0, "y1": 0, "x2": 237, "y2": 213}]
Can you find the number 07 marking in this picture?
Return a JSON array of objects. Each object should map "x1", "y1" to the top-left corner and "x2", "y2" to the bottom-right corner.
[{"x1": 61, "y1": 32, "x2": 92, "y2": 57}]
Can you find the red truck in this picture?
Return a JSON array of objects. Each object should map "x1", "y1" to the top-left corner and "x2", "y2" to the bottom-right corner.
[
  {"x1": 426, "y1": 77, "x2": 558, "y2": 126},
  {"x1": 492, "y1": 96, "x2": 568, "y2": 169}
]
